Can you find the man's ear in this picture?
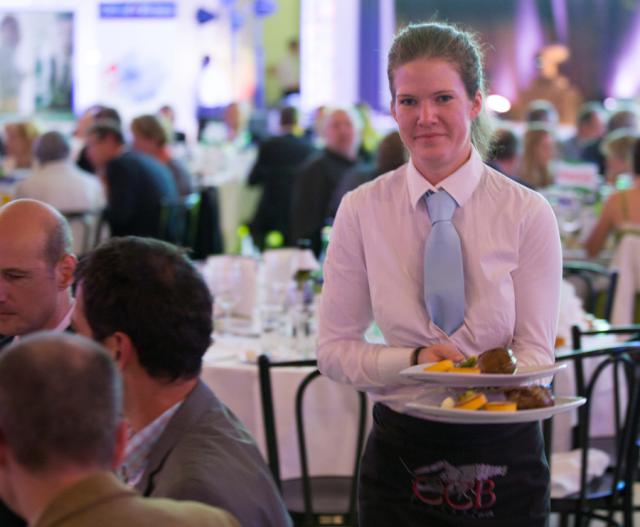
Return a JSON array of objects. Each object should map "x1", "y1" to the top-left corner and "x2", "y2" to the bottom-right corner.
[
  {"x1": 55, "y1": 254, "x2": 78, "y2": 291},
  {"x1": 102, "y1": 332, "x2": 135, "y2": 370}
]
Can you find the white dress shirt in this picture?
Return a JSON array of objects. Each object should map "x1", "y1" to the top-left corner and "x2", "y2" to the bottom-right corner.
[{"x1": 317, "y1": 148, "x2": 562, "y2": 414}]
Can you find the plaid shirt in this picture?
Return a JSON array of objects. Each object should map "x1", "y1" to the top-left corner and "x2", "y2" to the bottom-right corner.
[{"x1": 118, "y1": 401, "x2": 181, "y2": 487}]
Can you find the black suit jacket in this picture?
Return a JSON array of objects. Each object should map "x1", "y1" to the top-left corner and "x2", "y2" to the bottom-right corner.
[
  {"x1": 248, "y1": 133, "x2": 315, "y2": 247},
  {"x1": 290, "y1": 148, "x2": 356, "y2": 254},
  {"x1": 105, "y1": 151, "x2": 178, "y2": 238}
]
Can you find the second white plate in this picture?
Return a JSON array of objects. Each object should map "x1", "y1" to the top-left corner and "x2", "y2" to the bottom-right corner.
[
  {"x1": 406, "y1": 396, "x2": 585, "y2": 424},
  {"x1": 400, "y1": 362, "x2": 567, "y2": 387}
]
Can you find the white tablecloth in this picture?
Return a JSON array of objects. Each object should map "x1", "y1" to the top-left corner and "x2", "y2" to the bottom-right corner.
[{"x1": 201, "y1": 335, "x2": 370, "y2": 480}]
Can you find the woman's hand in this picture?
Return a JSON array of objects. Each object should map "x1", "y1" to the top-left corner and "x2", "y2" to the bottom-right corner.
[{"x1": 417, "y1": 343, "x2": 464, "y2": 364}]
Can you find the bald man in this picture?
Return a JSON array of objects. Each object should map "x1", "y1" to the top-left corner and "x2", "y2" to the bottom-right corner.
[{"x1": 0, "y1": 199, "x2": 76, "y2": 349}]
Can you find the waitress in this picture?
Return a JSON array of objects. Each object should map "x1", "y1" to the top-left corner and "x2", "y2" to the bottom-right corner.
[{"x1": 317, "y1": 22, "x2": 561, "y2": 527}]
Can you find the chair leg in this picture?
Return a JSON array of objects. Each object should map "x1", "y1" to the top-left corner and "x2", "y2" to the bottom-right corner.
[{"x1": 559, "y1": 512, "x2": 569, "y2": 527}]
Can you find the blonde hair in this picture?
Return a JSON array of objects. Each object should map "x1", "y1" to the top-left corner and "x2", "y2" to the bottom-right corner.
[
  {"x1": 387, "y1": 22, "x2": 493, "y2": 158},
  {"x1": 601, "y1": 128, "x2": 636, "y2": 163},
  {"x1": 4, "y1": 121, "x2": 39, "y2": 168},
  {"x1": 520, "y1": 124, "x2": 554, "y2": 188},
  {"x1": 130, "y1": 114, "x2": 170, "y2": 147}
]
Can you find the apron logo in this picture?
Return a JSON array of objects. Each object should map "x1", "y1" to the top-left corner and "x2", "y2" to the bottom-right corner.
[{"x1": 408, "y1": 460, "x2": 507, "y2": 514}]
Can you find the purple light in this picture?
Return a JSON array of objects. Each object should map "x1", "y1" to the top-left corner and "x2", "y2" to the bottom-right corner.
[
  {"x1": 610, "y1": 4, "x2": 640, "y2": 98},
  {"x1": 514, "y1": 0, "x2": 545, "y2": 90},
  {"x1": 550, "y1": 0, "x2": 569, "y2": 43}
]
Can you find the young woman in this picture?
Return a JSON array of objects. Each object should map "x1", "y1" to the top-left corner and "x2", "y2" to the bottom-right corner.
[{"x1": 317, "y1": 22, "x2": 561, "y2": 526}]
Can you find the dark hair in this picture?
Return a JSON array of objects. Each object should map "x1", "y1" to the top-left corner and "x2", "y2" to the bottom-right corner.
[
  {"x1": 280, "y1": 106, "x2": 298, "y2": 128},
  {"x1": 577, "y1": 102, "x2": 604, "y2": 127},
  {"x1": 94, "y1": 106, "x2": 122, "y2": 125},
  {"x1": 33, "y1": 131, "x2": 71, "y2": 164},
  {"x1": 632, "y1": 136, "x2": 640, "y2": 175},
  {"x1": 0, "y1": 332, "x2": 122, "y2": 472},
  {"x1": 488, "y1": 129, "x2": 519, "y2": 161},
  {"x1": 387, "y1": 22, "x2": 493, "y2": 158},
  {"x1": 88, "y1": 120, "x2": 125, "y2": 145},
  {"x1": 525, "y1": 99, "x2": 559, "y2": 124},
  {"x1": 43, "y1": 207, "x2": 73, "y2": 267},
  {"x1": 76, "y1": 237, "x2": 213, "y2": 381},
  {"x1": 376, "y1": 131, "x2": 407, "y2": 173},
  {"x1": 608, "y1": 109, "x2": 638, "y2": 133}
]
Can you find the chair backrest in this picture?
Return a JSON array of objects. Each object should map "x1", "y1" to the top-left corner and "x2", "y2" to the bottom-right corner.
[
  {"x1": 62, "y1": 209, "x2": 104, "y2": 255},
  {"x1": 563, "y1": 261, "x2": 618, "y2": 321},
  {"x1": 158, "y1": 192, "x2": 201, "y2": 248},
  {"x1": 552, "y1": 343, "x2": 640, "y2": 520},
  {"x1": 257, "y1": 354, "x2": 367, "y2": 524}
]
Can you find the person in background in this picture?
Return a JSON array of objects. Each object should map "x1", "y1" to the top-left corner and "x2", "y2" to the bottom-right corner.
[
  {"x1": 561, "y1": 102, "x2": 606, "y2": 162},
  {"x1": 585, "y1": 136, "x2": 640, "y2": 258},
  {"x1": 3, "y1": 121, "x2": 38, "y2": 178},
  {"x1": 72, "y1": 237, "x2": 291, "y2": 527},
  {"x1": 487, "y1": 128, "x2": 532, "y2": 188},
  {"x1": 600, "y1": 128, "x2": 636, "y2": 186},
  {"x1": 0, "y1": 332, "x2": 240, "y2": 527},
  {"x1": 275, "y1": 38, "x2": 300, "y2": 99},
  {"x1": 525, "y1": 98, "x2": 559, "y2": 126},
  {"x1": 291, "y1": 107, "x2": 358, "y2": 254},
  {"x1": 76, "y1": 105, "x2": 122, "y2": 174},
  {"x1": 328, "y1": 130, "x2": 407, "y2": 217},
  {"x1": 582, "y1": 107, "x2": 639, "y2": 174},
  {"x1": 86, "y1": 120, "x2": 177, "y2": 238},
  {"x1": 15, "y1": 131, "x2": 105, "y2": 254},
  {"x1": 518, "y1": 123, "x2": 557, "y2": 189},
  {"x1": 130, "y1": 114, "x2": 195, "y2": 197},
  {"x1": 158, "y1": 104, "x2": 187, "y2": 143},
  {"x1": 248, "y1": 106, "x2": 315, "y2": 248},
  {"x1": 318, "y1": 22, "x2": 561, "y2": 526}
]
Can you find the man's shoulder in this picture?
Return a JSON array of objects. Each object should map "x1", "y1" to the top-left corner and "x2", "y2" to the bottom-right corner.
[{"x1": 125, "y1": 494, "x2": 239, "y2": 527}]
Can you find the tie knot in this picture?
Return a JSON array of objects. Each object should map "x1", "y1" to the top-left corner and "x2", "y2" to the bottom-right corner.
[{"x1": 425, "y1": 190, "x2": 457, "y2": 224}]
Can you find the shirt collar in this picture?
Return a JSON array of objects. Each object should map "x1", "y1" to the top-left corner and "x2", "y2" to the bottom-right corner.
[
  {"x1": 12, "y1": 301, "x2": 75, "y2": 344},
  {"x1": 118, "y1": 401, "x2": 182, "y2": 486},
  {"x1": 406, "y1": 147, "x2": 485, "y2": 210}
]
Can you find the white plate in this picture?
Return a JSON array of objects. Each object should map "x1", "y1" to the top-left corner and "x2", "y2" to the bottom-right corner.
[
  {"x1": 400, "y1": 362, "x2": 567, "y2": 387},
  {"x1": 407, "y1": 396, "x2": 585, "y2": 424}
]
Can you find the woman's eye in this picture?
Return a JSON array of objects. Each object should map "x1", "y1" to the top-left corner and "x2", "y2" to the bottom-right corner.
[
  {"x1": 399, "y1": 98, "x2": 416, "y2": 106},
  {"x1": 436, "y1": 94, "x2": 453, "y2": 103}
]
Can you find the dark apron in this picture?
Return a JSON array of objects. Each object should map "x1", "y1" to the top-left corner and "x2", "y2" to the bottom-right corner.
[{"x1": 359, "y1": 403, "x2": 549, "y2": 527}]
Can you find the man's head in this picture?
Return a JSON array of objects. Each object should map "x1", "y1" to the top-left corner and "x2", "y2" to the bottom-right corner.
[
  {"x1": 33, "y1": 131, "x2": 71, "y2": 166},
  {"x1": 576, "y1": 103, "x2": 605, "y2": 141},
  {"x1": 73, "y1": 237, "x2": 213, "y2": 382},
  {"x1": 322, "y1": 108, "x2": 357, "y2": 159},
  {"x1": 0, "y1": 200, "x2": 75, "y2": 337},
  {"x1": 85, "y1": 120, "x2": 124, "y2": 168},
  {"x1": 0, "y1": 332, "x2": 124, "y2": 510},
  {"x1": 131, "y1": 114, "x2": 169, "y2": 156}
]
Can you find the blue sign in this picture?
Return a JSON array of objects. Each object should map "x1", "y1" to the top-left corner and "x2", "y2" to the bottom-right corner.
[{"x1": 99, "y1": 2, "x2": 176, "y2": 19}]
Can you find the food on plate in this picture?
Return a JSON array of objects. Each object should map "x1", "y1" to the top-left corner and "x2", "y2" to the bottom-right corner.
[
  {"x1": 477, "y1": 347, "x2": 517, "y2": 374},
  {"x1": 454, "y1": 390, "x2": 488, "y2": 410},
  {"x1": 424, "y1": 359, "x2": 455, "y2": 372},
  {"x1": 483, "y1": 401, "x2": 517, "y2": 412},
  {"x1": 504, "y1": 386, "x2": 554, "y2": 409},
  {"x1": 423, "y1": 348, "x2": 517, "y2": 375}
]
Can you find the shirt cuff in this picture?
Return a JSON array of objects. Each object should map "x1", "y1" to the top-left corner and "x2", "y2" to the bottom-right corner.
[{"x1": 376, "y1": 347, "x2": 416, "y2": 385}]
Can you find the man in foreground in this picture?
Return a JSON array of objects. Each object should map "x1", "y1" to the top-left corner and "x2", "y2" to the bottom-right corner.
[
  {"x1": 0, "y1": 332, "x2": 239, "y2": 527},
  {"x1": 73, "y1": 236, "x2": 291, "y2": 526}
]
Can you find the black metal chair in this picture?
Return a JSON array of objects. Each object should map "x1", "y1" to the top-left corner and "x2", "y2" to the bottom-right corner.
[
  {"x1": 563, "y1": 261, "x2": 618, "y2": 321},
  {"x1": 549, "y1": 342, "x2": 640, "y2": 527},
  {"x1": 257, "y1": 354, "x2": 367, "y2": 527},
  {"x1": 61, "y1": 209, "x2": 104, "y2": 255}
]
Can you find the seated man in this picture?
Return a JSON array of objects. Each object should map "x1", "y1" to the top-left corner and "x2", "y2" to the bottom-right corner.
[
  {"x1": 73, "y1": 237, "x2": 291, "y2": 527},
  {"x1": 15, "y1": 131, "x2": 105, "y2": 255},
  {"x1": 0, "y1": 332, "x2": 239, "y2": 527},
  {"x1": 85, "y1": 120, "x2": 177, "y2": 239},
  {"x1": 0, "y1": 199, "x2": 76, "y2": 349}
]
